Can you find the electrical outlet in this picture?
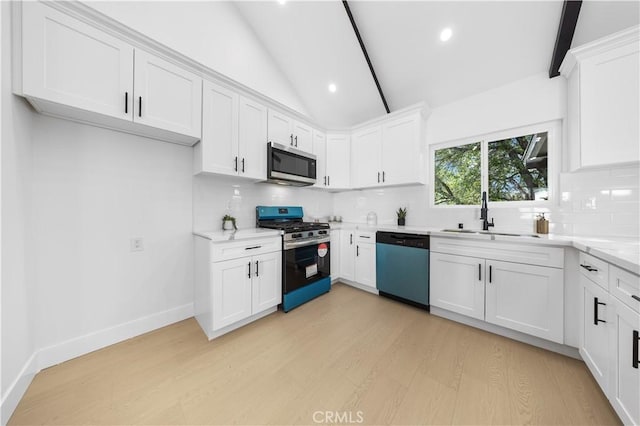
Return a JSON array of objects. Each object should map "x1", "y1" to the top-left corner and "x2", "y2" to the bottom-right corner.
[{"x1": 130, "y1": 237, "x2": 144, "y2": 252}]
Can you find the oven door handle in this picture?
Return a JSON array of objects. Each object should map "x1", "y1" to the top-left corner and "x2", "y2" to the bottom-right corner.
[{"x1": 284, "y1": 237, "x2": 330, "y2": 250}]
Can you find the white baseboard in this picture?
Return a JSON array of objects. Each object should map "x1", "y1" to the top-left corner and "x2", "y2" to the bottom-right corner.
[
  {"x1": 1, "y1": 352, "x2": 37, "y2": 426},
  {"x1": 430, "y1": 306, "x2": 581, "y2": 359},
  {"x1": 338, "y1": 279, "x2": 379, "y2": 295},
  {"x1": 1, "y1": 303, "x2": 193, "y2": 424}
]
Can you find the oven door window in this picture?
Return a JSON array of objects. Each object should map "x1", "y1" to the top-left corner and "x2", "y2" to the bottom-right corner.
[{"x1": 283, "y1": 242, "x2": 330, "y2": 294}]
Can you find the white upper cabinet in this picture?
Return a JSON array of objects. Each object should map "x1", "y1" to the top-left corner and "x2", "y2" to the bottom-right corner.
[
  {"x1": 313, "y1": 130, "x2": 327, "y2": 188},
  {"x1": 351, "y1": 126, "x2": 382, "y2": 188},
  {"x1": 293, "y1": 121, "x2": 313, "y2": 153},
  {"x1": 561, "y1": 26, "x2": 640, "y2": 171},
  {"x1": 21, "y1": 1, "x2": 134, "y2": 120},
  {"x1": 196, "y1": 81, "x2": 239, "y2": 176},
  {"x1": 17, "y1": 1, "x2": 202, "y2": 145},
  {"x1": 133, "y1": 50, "x2": 202, "y2": 138},
  {"x1": 267, "y1": 109, "x2": 313, "y2": 153},
  {"x1": 196, "y1": 81, "x2": 267, "y2": 180},
  {"x1": 325, "y1": 134, "x2": 351, "y2": 189},
  {"x1": 350, "y1": 108, "x2": 426, "y2": 189},
  {"x1": 238, "y1": 96, "x2": 268, "y2": 180},
  {"x1": 267, "y1": 109, "x2": 294, "y2": 147},
  {"x1": 382, "y1": 113, "x2": 424, "y2": 186}
]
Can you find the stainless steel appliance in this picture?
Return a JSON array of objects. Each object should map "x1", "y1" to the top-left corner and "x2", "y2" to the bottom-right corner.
[
  {"x1": 376, "y1": 232, "x2": 430, "y2": 309},
  {"x1": 256, "y1": 206, "x2": 330, "y2": 312},
  {"x1": 266, "y1": 142, "x2": 317, "y2": 186}
]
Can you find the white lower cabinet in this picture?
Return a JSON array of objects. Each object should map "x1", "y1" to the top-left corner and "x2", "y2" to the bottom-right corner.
[
  {"x1": 195, "y1": 236, "x2": 281, "y2": 340},
  {"x1": 430, "y1": 237, "x2": 564, "y2": 344},
  {"x1": 579, "y1": 274, "x2": 612, "y2": 392},
  {"x1": 355, "y1": 238, "x2": 376, "y2": 289},
  {"x1": 578, "y1": 251, "x2": 640, "y2": 425},
  {"x1": 339, "y1": 230, "x2": 355, "y2": 281},
  {"x1": 330, "y1": 230, "x2": 340, "y2": 280},
  {"x1": 337, "y1": 229, "x2": 376, "y2": 290},
  {"x1": 610, "y1": 296, "x2": 640, "y2": 425},
  {"x1": 485, "y1": 260, "x2": 564, "y2": 343},
  {"x1": 430, "y1": 252, "x2": 485, "y2": 320}
]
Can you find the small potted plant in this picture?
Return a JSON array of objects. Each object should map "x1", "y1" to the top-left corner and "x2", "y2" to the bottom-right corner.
[
  {"x1": 222, "y1": 214, "x2": 237, "y2": 231},
  {"x1": 396, "y1": 207, "x2": 407, "y2": 226}
]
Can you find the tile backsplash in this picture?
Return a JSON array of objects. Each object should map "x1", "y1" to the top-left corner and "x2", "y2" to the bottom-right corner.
[
  {"x1": 193, "y1": 174, "x2": 334, "y2": 231},
  {"x1": 194, "y1": 165, "x2": 639, "y2": 239},
  {"x1": 557, "y1": 165, "x2": 640, "y2": 237}
]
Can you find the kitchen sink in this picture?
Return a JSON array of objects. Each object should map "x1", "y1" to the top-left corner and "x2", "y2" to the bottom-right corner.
[{"x1": 441, "y1": 229, "x2": 541, "y2": 238}]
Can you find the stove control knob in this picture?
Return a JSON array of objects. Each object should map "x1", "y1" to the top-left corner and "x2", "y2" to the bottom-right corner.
[
  {"x1": 308, "y1": 232, "x2": 314, "y2": 237},
  {"x1": 318, "y1": 230, "x2": 328, "y2": 235}
]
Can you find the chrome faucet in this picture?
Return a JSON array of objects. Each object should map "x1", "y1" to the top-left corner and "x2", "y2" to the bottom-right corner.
[{"x1": 480, "y1": 191, "x2": 494, "y2": 231}]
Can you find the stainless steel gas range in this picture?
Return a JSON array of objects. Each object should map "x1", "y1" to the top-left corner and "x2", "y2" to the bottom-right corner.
[{"x1": 256, "y1": 206, "x2": 331, "y2": 312}]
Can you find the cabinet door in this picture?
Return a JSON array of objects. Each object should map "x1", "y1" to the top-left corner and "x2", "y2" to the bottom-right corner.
[
  {"x1": 212, "y1": 258, "x2": 253, "y2": 330},
  {"x1": 610, "y1": 296, "x2": 640, "y2": 426},
  {"x1": 200, "y1": 81, "x2": 239, "y2": 175},
  {"x1": 330, "y1": 230, "x2": 340, "y2": 279},
  {"x1": 134, "y1": 50, "x2": 202, "y2": 138},
  {"x1": 430, "y1": 253, "x2": 485, "y2": 320},
  {"x1": 293, "y1": 121, "x2": 313, "y2": 153},
  {"x1": 351, "y1": 126, "x2": 382, "y2": 188},
  {"x1": 238, "y1": 96, "x2": 268, "y2": 180},
  {"x1": 485, "y1": 260, "x2": 564, "y2": 343},
  {"x1": 252, "y1": 252, "x2": 282, "y2": 314},
  {"x1": 382, "y1": 114, "x2": 423, "y2": 186},
  {"x1": 580, "y1": 42, "x2": 640, "y2": 168},
  {"x1": 313, "y1": 130, "x2": 327, "y2": 188},
  {"x1": 326, "y1": 134, "x2": 351, "y2": 189},
  {"x1": 22, "y1": 1, "x2": 134, "y2": 119},
  {"x1": 355, "y1": 243, "x2": 376, "y2": 289},
  {"x1": 339, "y1": 230, "x2": 355, "y2": 281},
  {"x1": 267, "y1": 109, "x2": 293, "y2": 146},
  {"x1": 579, "y1": 275, "x2": 612, "y2": 392}
]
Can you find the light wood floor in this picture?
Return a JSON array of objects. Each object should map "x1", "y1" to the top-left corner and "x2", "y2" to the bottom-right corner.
[{"x1": 10, "y1": 283, "x2": 620, "y2": 425}]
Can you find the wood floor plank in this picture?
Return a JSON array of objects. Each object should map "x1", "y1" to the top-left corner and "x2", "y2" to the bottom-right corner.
[{"x1": 8, "y1": 283, "x2": 621, "y2": 426}]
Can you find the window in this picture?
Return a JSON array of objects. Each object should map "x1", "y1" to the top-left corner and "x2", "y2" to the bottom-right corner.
[
  {"x1": 434, "y1": 142, "x2": 481, "y2": 205},
  {"x1": 432, "y1": 122, "x2": 556, "y2": 207}
]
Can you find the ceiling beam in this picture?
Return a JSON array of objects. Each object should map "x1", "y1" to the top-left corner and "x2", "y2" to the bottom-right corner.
[
  {"x1": 549, "y1": 0, "x2": 582, "y2": 78},
  {"x1": 342, "y1": 1, "x2": 390, "y2": 113}
]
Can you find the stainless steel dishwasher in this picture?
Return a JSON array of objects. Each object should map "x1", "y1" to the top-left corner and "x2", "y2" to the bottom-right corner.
[{"x1": 376, "y1": 232, "x2": 429, "y2": 310}]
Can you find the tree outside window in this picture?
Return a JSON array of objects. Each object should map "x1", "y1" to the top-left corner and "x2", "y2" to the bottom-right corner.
[{"x1": 433, "y1": 130, "x2": 549, "y2": 206}]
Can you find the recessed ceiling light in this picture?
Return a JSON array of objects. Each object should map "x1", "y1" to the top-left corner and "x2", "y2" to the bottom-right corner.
[
  {"x1": 440, "y1": 27, "x2": 453, "y2": 42},
  {"x1": 277, "y1": 0, "x2": 286, "y2": 5},
  {"x1": 328, "y1": 83, "x2": 337, "y2": 93}
]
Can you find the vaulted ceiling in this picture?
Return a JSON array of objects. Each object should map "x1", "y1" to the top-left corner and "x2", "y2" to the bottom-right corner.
[{"x1": 234, "y1": 1, "x2": 640, "y2": 128}]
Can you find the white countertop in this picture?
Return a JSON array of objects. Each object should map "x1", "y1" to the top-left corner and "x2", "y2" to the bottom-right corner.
[
  {"x1": 193, "y1": 228, "x2": 282, "y2": 243},
  {"x1": 329, "y1": 222, "x2": 640, "y2": 274}
]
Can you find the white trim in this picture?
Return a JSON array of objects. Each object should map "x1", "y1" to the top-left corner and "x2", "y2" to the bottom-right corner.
[
  {"x1": 0, "y1": 304, "x2": 193, "y2": 423},
  {"x1": 430, "y1": 306, "x2": 581, "y2": 359},
  {"x1": 1, "y1": 353, "x2": 37, "y2": 426},
  {"x1": 430, "y1": 119, "x2": 562, "y2": 209},
  {"x1": 37, "y1": 303, "x2": 193, "y2": 371}
]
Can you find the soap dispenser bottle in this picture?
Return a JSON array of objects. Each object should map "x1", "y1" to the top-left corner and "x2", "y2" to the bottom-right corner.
[{"x1": 536, "y1": 213, "x2": 549, "y2": 234}]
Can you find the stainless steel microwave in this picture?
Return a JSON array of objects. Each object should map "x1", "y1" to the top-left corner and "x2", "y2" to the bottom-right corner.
[{"x1": 266, "y1": 142, "x2": 316, "y2": 186}]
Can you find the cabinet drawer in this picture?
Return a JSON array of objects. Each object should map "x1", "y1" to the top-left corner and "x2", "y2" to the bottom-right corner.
[
  {"x1": 610, "y1": 265, "x2": 640, "y2": 314},
  {"x1": 579, "y1": 252, "x2": 609, "y2": 290},
  {"x1": 430, "y1": 237, "x2": 564, "y2": 268},
  {"x1": 211, "y1": 237, "x2": 281, "y2": 262},
  {"x1": 356, "y1": 231, "x2": 375, "y2": 243}
]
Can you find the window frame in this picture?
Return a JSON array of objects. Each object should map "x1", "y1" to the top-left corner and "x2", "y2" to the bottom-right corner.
[{"x1": 430, "y1": 120, "x2": 561, "y2": 209}]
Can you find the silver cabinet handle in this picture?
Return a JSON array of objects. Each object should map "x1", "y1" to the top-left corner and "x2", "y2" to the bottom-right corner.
[{"x1": 247, "y1": 262, "x2": 251, "y2": 278}]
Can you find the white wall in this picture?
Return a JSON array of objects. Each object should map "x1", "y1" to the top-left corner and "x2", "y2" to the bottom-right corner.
[
  {"x1": 83, "y1": 0, "x2": 308, "y2": 116},
  {"x1": 193, "y1": 175, "x2": 334, "y2": 232},
  {"x1": 335, "y1": 73, "x2": 567, "y2": 234},
  {"x1": 1, "y1": 1, "x2": 37, "y2": 422},
  {"x1": 31, "y1": 116, "x2": 195, "y2": 355}
]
